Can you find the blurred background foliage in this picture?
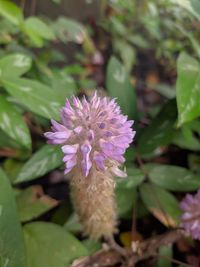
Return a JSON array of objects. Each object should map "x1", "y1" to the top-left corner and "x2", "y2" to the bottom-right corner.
[{"x1": 0, "y1": 0, "x2": 200, "y2": 266}]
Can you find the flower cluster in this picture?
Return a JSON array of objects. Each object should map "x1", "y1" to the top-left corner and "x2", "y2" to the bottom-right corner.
[
  {"x1": 180, "y1": 189, "x2": 200, "y2": 240},
  {"x1": 44, "y1": 92, "x2": 135, "y2": 177}
]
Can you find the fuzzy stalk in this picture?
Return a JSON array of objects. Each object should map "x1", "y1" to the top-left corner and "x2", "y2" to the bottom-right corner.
[{"x1": 70, "y1": 167, "x2": 117, "y2": 239}]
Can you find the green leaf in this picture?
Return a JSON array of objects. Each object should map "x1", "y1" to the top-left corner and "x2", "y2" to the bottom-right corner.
[
  {"x1": 0, "y1": 53, "x2": 32, "y2": 79},
  {"x1": 0, "y1": 95, "x2": 31, "y2": 149},
  {"x1": 138, "y1": 99, "x2": 177, "y2": 155},
  {"x1": 148, "y1": 164, "x2": 200, "y2": 192},
  {"x1": 115, "y1": 168, "x2": 143, "y2": 218},
  {"x1": 173, "y1": 122, "x2": 200, "y2": 151},
  {"x1": 0, "y1": 169, "x2": 26, "y2": 267},
  {"x1": 23, "y1": 17, "x2": 55, "y2": 47},
  {"x1": 116, "y1": 184, "x2": 137, "y2": 218},
  {"x1": 64, "y1": 213, "x2": 83, "y2": 234},
  {"x1": 16, "y1": 186, "x2": 58, "y2": 222},
  {"x1": 140, "y1": 183, "x2": 181, "y2": 227},
  {"x1": 2, "y1": 77, "x2": 64, "y2": 119},
  {"x1": 176, "y1": 53, "x2": 200, "y2": 126},
  {"x1": 52, "y1": 17, "x2": 86, "y2": 44},
  {"x1": 15, "y1": 145, "x2": 63, "y2": 183},
  {"x1": 157, "y1": 245, "x2": 173, "y2": 267},
  {"x1": 82, "y1": 239, "x2": 101, "y2": 255},
  {"x1": 23, "y1": 222, "x2": 88, "y2": 267},
  {"x1": 116, "y1": 167, "x2": 145, "y2": 189},
  {"x1": 0, "y1": 1, "x2": 23, "y2": 25},
  {"x1": 106, "y1": 56, "x2": 136, "y2": 119},
  {"x1": 172, "y1": 0, "x2": 200, "y2": 20}
]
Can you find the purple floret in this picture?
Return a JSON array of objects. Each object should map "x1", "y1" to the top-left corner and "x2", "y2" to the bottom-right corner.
[
  {"x1": 180, "y1": 189, "x2": 200, "y2": 240},
  {"x1": 44, "y1": 92, "x2": 135, "y2": 177}
]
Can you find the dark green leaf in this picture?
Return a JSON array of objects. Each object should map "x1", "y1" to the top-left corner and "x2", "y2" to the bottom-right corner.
[
  {"x1": 173, "y1": 122, "x2": 200, "y2": 151},
  {"x1": 16, "y1": 186, "x2": 58, "y2": 222},
  {"x1": 2, "y1": 78, "x2": 64, "y2": 119},
  {"x1": 149, "y1": 164, "x2": 200, "y2": 191},
  {"x1": 0, "y1": 169, "x2": 26, "y2": 267},
  {"x1": 138, "y1": 99, "x2": 177, "y2": 155},
  {"x1": 82, "y1": 239, "x2": 101, "y2": 255},
  {"x1": 116, "y1": 167, "x2": 145, "y2": 189},
  {"x1": 0, "y1": 53, "x2": 32, "y2": 78},
  {"x1": 15, "y1": 145, "x2": 63, "y2": 184},
  {"x1": 116, "y1": 185, "x2": 137, "y2": 218},
  {"x1": 106, "y1": 56, "x2": 136, "y2": 119},
  {"x1": 64, "y1": 213, "x2": 83, "y2": 234},
  {"x1": 23, "y1": 222, "x2": 88, "y2": 267},
  {"x1": 157, "y1": 245, "x2": 173, "y2": 267},
  {"x1": 0, "y1": 95, "x2": 31, "y2": 149},
  {"x1": 140, "y1": 183, "x2": 181, "y2": 227},
  {"x1": 176, "y1": 53, "x2": 200, "y2": 126}
]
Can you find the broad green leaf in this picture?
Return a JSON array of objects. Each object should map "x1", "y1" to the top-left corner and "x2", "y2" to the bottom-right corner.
[
  {"x1": 23, "y1": 17, "x2": 55, "y2": 47},
  {"x1": 157, "y1": 245, "x2": 173, "y2": 267},
  {"x1": 176, "y1": 53, "x2": 200, "y2": 125},
  {"x1": 15, "y1": 145, "x2": 63, "y2": 183},
  {"x1": 0, "y1": 169, "x2": 26, "y2": 267},
  {"x1": 16, "y1": 186, "x2": 58, "y2": 222},
  {"x1": 149, "y1": 164, "x2": 200, "y2": 191},
  {"x1": 49, "y1": 70, "x2": 77, "y2": 99},
  {"x1": 106, "y1": 56, "x2": 136, "y2": 119},
  {"x1": 188, "y1": 154, "x2": 200, "y2": 173},
  {"x1": 0, "y1": 53, "x2": 32, "y2": 78},
  {"x1": 173, "y1": 122, "x2": 200, "y2": 151},
  {"x1": 114, "y1": 40, "x2": 136, "y2": 72},
  {"x1": 140, "y1": 183, "x2": 181, "y2": 227},
  {"x1": 52, "y1": 17, "x2": 86, "y2": 43},
  {"x1": 23, "y1": 222, "x2": 88, "y2": 267},
  {"x1": 82, "y1": 239, "x2": 101, "y2": 255},
  {"x1": 138, "y1": 99, "x2": 177, "y2": 155},
  {"x1": 64, "y1": 213, "x2": 83, "y2": 234},
  {"x1": 115, "y1": 167, "x2": 143, "y2": 218},
  {"x1": 116, "y1": 167, "x2": 145, "y2": 189},
  {"x1": 171, "y1": 0, "x2": 200, "y2": 20},
  {"x1": 0, "y1": 95, "x2": 31, "y2": 149},
  {"x1": 2, "y1": 77, "x2": 64, "y2": 119},
  {"x1": 0, "y1": 1, "x2": 23, "y2": 25},
  {"x1": 116, "y1": 185, "x2": 137, "y2": 218},
  {"x1": 3, "y1": 158, "x2": 24, "y2": 182}
]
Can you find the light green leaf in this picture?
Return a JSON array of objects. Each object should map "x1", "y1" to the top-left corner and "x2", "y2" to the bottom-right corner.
[
  {"x1": 23, "y1": 17, "x2": 55, "y2": 47},
  {"x1": 0, "y1": 53, "x2": 32, "y2": 79},
  {"x1": 0, "y1": 169, "x2": 26, "y2": 267},
  {"x1": 176, "y1": 53, "x2": 200, "y2": 125},
  {"x1": 15, "y1": 145, "x2": 63, "y2": 183},
  {"x1": 16, "y1": 186, "x2": 58, "y2": 222},
  {"x1": 140, "y1": 183, "x2": 181, "y2": 227},
  {"x1": 23, "y1": 222, "x2": 88, "y2": 267},
  {"x1": 171, "y1": 0, "x2": 200, "y2": 20},
  {"x1": 148, "y1": 164, "x2": 200, "y2": 191},
  {"x1": 0, "y1": 95, "x2": 31, "y2": 149},
  {"x1": 2, "y1": 77, "x2": 64, "y2": 119},
  {"x1": 52, "y1": 17, "x2": 86, "y2": 43},
  {"x1": 0, "y1": 1, "x2": 23, "y2": 25},
  {"x1": 138, "y1": 99, "x2": 177, "y2": 155},
  {"x1": 106, "y1": 56, "x2": 136, "y2": 119}
]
